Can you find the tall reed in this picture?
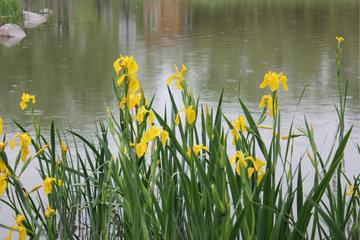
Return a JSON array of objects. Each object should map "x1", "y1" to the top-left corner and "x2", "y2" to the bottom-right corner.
[{"x1": 0, "y1": 0, "x2": 22, "y2": 25}]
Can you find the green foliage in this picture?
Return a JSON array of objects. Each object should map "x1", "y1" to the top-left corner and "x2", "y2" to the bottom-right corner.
[
  {"x1": 0, "y1": 40, "x2": 359, "y2": 239},
  {"x1": 0, "y1": 0, "x2": 22, "y2": 24}
]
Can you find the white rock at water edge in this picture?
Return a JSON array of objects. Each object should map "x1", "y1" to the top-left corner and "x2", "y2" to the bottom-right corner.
[
  {"x1": 0, "y1": 23, "x2": 26, "y2": 38},
  {"x1": 22, "y1": 11, "x2": 47, "y2": 29}
]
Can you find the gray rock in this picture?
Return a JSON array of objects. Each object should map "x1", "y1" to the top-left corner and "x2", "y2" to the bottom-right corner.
[
  {"x1": 39, "y1": 8, "x2": 53, "y2": 16},
  {"x1": 22, "y1": 11, "x2": 47, "y2": 29},
  {"x1": 0, "y1": 24, "x2": 26, "y2": 47},
  {"x1": 0, "y1": 23, "x2": 26, "y2": 38}
]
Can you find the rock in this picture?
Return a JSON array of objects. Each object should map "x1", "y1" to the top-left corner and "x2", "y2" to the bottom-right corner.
[
  {"x1": 0, "y1": 23, "x2": 26, "y2": 38},
  {"x1": 22, "y1": 11, "x2": 47, "y2": 29},
  {"x1": 0, "y1": 24, "x2": 26, "y2": 47},
  {"x1": 39, "y1": 8, "x2": 53, "y2": 16}
]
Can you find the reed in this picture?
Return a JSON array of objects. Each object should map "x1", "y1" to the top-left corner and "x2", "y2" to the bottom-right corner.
[{"x1": 0, "y1": 0, "x2": 22, "y2": 25}]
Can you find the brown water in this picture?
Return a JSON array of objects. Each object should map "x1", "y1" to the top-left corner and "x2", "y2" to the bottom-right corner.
[{"x1": 0, "y1": 0, "x2": 359, "y2": 235}]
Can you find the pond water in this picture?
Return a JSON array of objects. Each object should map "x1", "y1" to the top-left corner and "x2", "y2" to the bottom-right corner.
[
  {"x1": 0, "y1": 0, "x2": 359, "y2": 160},
  {"x1": 0, "y1": 0, "x2": 359, "y2": 235}
]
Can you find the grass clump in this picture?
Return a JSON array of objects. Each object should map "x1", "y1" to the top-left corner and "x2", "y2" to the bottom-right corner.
[
  {"x1": 0, "y1": 36, "x2": 359, "y2": 239},
  {"x1": 0, "y1": 0, "x2": 22, "y2": 25}
]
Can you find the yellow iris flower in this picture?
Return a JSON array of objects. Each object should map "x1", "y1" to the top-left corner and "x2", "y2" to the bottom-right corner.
[
  {"x1": 259, "y1": 71, "x2": 288, "y2": 92},
  {"x1": 166, "y1": 64, "x2": 187, "y2": 91},
  {"x1": 43, "y1": 177, "x2": 56, "y2": 195},
  {"x1": 259, "y1": 94, "x2": 275, "y2": 117},
  {"x1": 185, "y1": 106, "x2": 196, "y2": 125},
  {"x1": 230, "y1": 151, "x2": 248, "y2": 176},
  {"x1": 42, "y1": 177, "x2": 63, "y2": 195},
  {"x1": 136, "y1": 106, "x2": 148, "y2": 124},
  {"x1": 175, "y1": 113, "x2": 180, "y2": 125},
  {"x1": 253, "y1": 158, "x2": 266, "y2": 171},
  {"x1": 15, "y1": 215, "x2": 25, "y2": 225},
  {"x1": 0, "y1": 158, "x2": 9, "y2": 173},
  {"x1": 60, "y1": 142, "x2": 68, "y2": 154},
  {"x1": 336, "y1": 36, "x2": 344, "y2": 44},
  {"x1": 0, "y1": 173, "x2": 8, "y2": 197},
  {"x1": 19, "y1": 93, "x2": 36, "y2": 111},
  {"x1": 127, "y1": 93, "x2": 141, "y2": 110},
  {"x1": 0, "y1": 141, "x2": 6, "y2": 151},
  {"x1": 10, "y1": 133, "x2": 32, "y2": 162},
  {"x1": 118, "y1": 98, "x2": 127, "y2": 109},
  {"x1": 148, "y1": 111, "x2": 155, "y2": 125},
  {"x1": 45, "y1": 206, "x2": 56, "y2": 218},
  {"x1": 346, "y1": 185, "x2": 358, "y2": 197},
  {"x1": 113, "y1": 55, "x2": 138, "y2": 75},
  {"x1": 135, "y1": 141, "x2": 147, "y2": 158},
  {"x1": 160, "y1": 130, "x2": 169, "y2": 146},
  {"x1": 18, "y1": 225, "x2": 26, "y2": 240},
  {"x1": 193, "y1": 144, "x2": 208, "y2": 156},
  {"x1": 128, "y1": 77, "x2": 140, "y2": 94},
  {"x1": 233, "y1": 116, "x2": 247, "y2": 132}
]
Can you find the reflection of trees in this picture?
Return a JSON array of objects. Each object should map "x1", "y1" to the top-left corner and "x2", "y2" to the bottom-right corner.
[
  {"x1": 0, "y1": 0, "x2": 358, "y2": 132},
  {"x1": 142, "y1": 0, "x2": 192, "y2": 44}
]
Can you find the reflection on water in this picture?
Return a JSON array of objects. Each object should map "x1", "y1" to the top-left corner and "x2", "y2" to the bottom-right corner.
[{"x1": 0, "y1": 0, "x2": 359, "y2": 156}]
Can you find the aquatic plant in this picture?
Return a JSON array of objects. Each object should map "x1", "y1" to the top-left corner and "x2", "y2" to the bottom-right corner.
[
  {"x1": 0, "y1": 0, "x2": 22, "y2": 25},
  {"x1": 0, "y1": 37, "x2": 359, "y2": 239}
]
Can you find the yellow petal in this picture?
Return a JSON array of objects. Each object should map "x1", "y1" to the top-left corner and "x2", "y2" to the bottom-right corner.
[
  {"x1": 233, "y1": 116, "x2": 246, "y2": 132},
  {"x1": 253, "y1": 158, "x2": 266, "y2": 172},
  {"x1": 113, "y1": 59, "x2": 121, "y2": 74},
  {"x1": 185, "y1": 106, "x2": 196, "y2": 125},
  {"x1": 20, "y1": 147, "x2": 30, "y2": 162},
  {"x1": 0, "y1": 141, "x2": 6, "y2": 151},
  {"x1": 148, "y1": 111, "x2": 155, "y2": 125},
  {"x1": 136, "y1": 106, "x2": 147, "y2": 124},
  {"x1": 160, "y1": 130, "x2": 169, "y2": 146},
  {"x1": 43, "y1": 177, "x2": 55, "y2": 195},
  {"x1": 147, "y1": 126, "x2": 162, "y2": 141},
  {"x1": 60, "y1": 142, "x2": 68, "y2": 154},
  {"x1": 259, "y1": 79, "x2": 268, "y2": 89},
  {"x1": 20, "y1": 101, "x2": 27, "y2": 111},
  {"x1": 268, "y1": 77, "x2": 279, "y2": 92},
  {"x1": 166, "y1": 75, "x2": 176, "y2": 86},
  {"x1": 128, "y1": 78, "x2": 140, "y2": 94},
  {"x1": 0, "y1": 174, "x2": 8, "y2": 197},
  {"x1": 257, "y1": 171, "x2": 266, "y2": 184},
  {"x1": 0, "y1": 116, "x2": 3, "y2": 135},
  {"x1": 9, "y1": 136, "x2": 16, "y2": 149},
  {"x1": 18, "y1": 225, "x2": 26, "y2": 240},
  {"x1": 193, "y1": 144, "x2": 208, "y2": 156},
  {"x1": 135, "y1": 142, "x2": 147, "y2": 158},
  {"x1": 5, "y1": 229, "x2": 12, "y2": 240},
  {"x1": 15, "y1": 215, "x2": 25, "y2": 225},
  {"x1": 280, "y1": 74, "x2": 288, "y2": 92},
  {"x1": 248, "y1": 167, "x2": 255, "y2": 177},
  {"x1": 175, "y1": 113, "x2": 180, "y2": 125},
  {"x1": 176, "y1": 79, "x2": 183, "y2": 91},
  {"x1": 126, "y1": 57, "x2": 138, "y2": 75},
  {"x1": 229, "y1": 154, "x2": 236, "y2": 165},
  {"x1": 181, "y1": 64, "x2": 187, "y2": 74},
  {"x1": 117, "y1": 74, "x2": 126, "y2": 87},
  {"x1": 45, "y1": 206, "x2": 55, "y2": 218},
  {"x1": 235, "y1": 161, "x2": 241, "y2": 176}
]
